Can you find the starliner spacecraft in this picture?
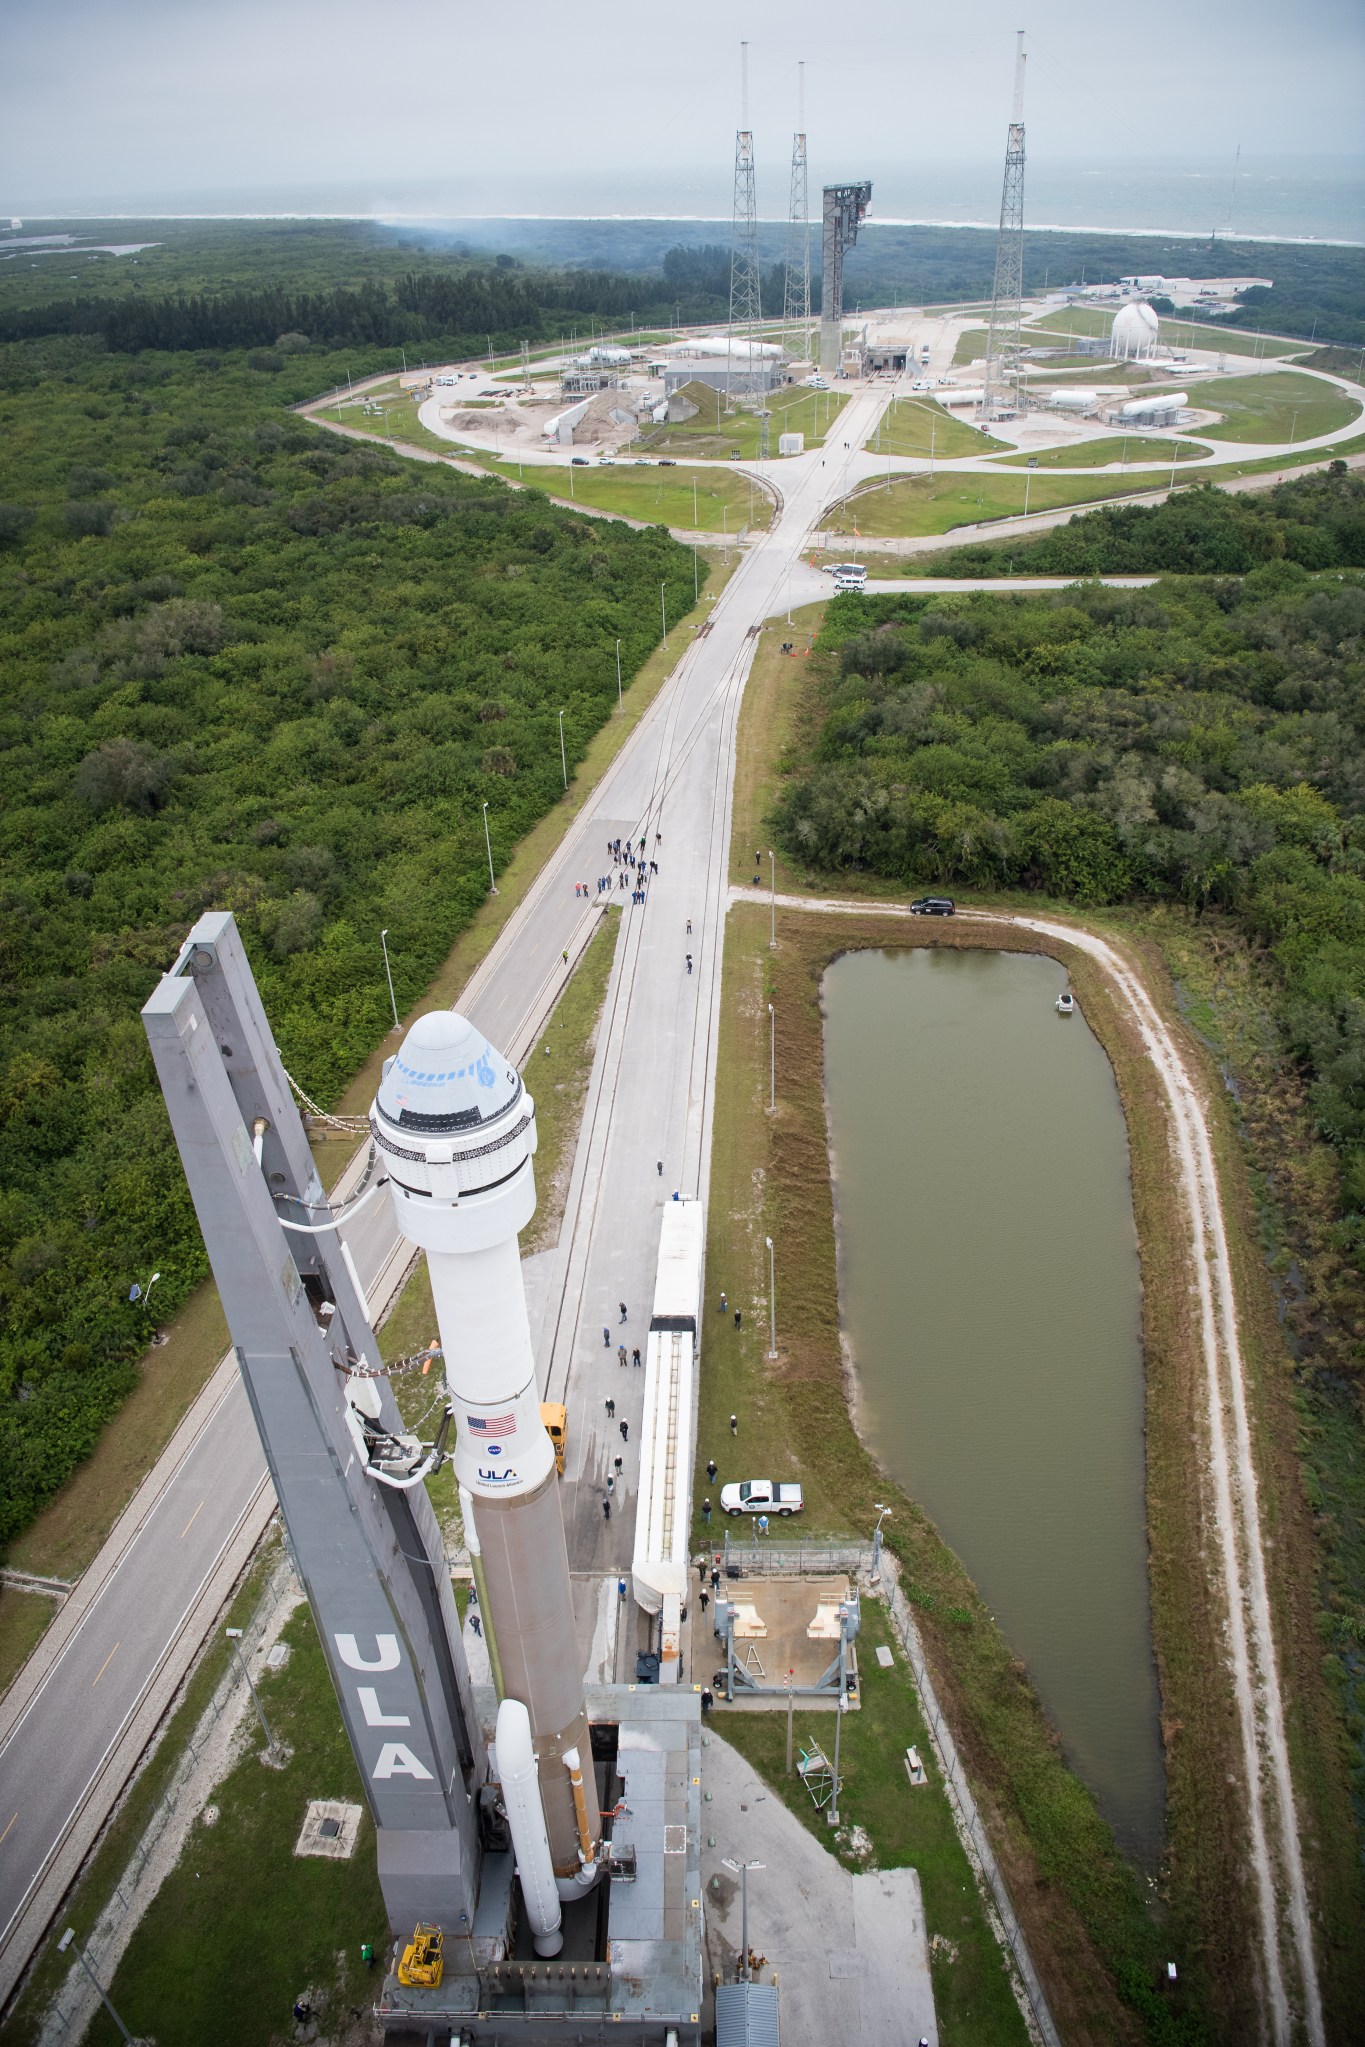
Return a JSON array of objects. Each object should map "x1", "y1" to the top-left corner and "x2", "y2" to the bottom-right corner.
[{"x1": 143, "y1": 912, "x2": 703, "y2": 2042}]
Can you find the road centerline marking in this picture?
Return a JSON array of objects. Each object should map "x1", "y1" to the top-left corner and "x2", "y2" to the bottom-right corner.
[
  {"x1": 91, "y1": 1642, "x2": 120, "y2": 1688},
  {"x1": 0, "y1": 1812, "x2": 16, "y2": 1847},
  {"x1": 179, "y1": 1499, "x2": 205, "y2": 1540}
]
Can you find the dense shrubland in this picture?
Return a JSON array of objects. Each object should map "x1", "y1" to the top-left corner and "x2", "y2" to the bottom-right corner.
[
  {"x1": 0, "y1": 334, "x2": 694, "y2": 1542},
  {"x1": 776, "y1": 561, "x2": 1365, "y2": 1247}
]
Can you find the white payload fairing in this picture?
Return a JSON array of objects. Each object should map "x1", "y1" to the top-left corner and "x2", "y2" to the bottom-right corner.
[{"x1": 371, "y1": 1010, "x2": 601, "y2": 1947}]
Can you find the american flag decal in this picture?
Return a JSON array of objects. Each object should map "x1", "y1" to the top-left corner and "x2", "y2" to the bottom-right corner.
[{"x1": 469, "y1": 1413, "x2": 516, "y2": 1436}]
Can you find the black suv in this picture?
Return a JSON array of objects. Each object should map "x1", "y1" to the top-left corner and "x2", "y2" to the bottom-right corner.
[{"x1": 910, "y1": 896, "x2": 955, "y2": 916}]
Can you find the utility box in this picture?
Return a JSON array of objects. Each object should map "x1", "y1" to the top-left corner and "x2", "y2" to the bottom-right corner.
[{"x1": 778, "y1": 431, "x2": 804, "y2": 456}]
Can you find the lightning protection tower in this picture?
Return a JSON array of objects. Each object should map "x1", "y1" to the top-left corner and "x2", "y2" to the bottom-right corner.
[
  {"x1": 728, "y1": 40, "x2": 763, "y2": 400},
  {"x1": 981, "y1": 30, "x2": 1027, "y2": 417},
  {"x1": 782, "y1": 61, "x2": 811, "y2": 362},
  {"x1": 819, "y1": 180, "x2": 872, "y2": 374}
]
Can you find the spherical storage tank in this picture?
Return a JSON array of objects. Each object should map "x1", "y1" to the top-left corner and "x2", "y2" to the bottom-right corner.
[{"x1": 1112, "y1": 302, "x2": 1159, "y2": 359}]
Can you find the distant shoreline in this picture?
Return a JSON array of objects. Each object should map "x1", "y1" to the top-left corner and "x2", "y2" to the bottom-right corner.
[{"x1": 5, "y1": 212, "x2": 1361, "y2": 251}]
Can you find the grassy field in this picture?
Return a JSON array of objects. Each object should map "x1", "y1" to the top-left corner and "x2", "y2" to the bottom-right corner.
[
  {"x1": 954, "y1": 327, "x2": 988, "y2": 366},
  {"x1": 81, "y1": 1602, "x2": 386, "y2": 2047},
  {"x1": 1026, "y1": 308, "x2": 1303, "y2": 357},
  {"x1": 826, "y1": 469, "x2": 1156, "y2": 539},
  {"x1": 636, "y1": 382, "x2": 848, "y2": 458},
  {"x1": 1197, "y1": 369, "x2": 1361, "y2": 443},
  {"x1": 717, "y1": 1602, "x2": 1030, "y2": 2047},
  {"x1": 0, "y1": 1586, "x2": 57, "y2": 1702},
  {"x1": 995, "y1": 436, "x2": 1206, "y2": 469},
  {"x1": 503, "y1": 458, "x2": 775, "y2": 533},
  {"x1": 864, "y1": 396, "x2": 1008, "y2": 459}
]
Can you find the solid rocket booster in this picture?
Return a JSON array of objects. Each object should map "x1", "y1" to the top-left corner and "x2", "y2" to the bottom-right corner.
[{"x1": 371, "y1": 1011, "x2": 598, "y2": 1882}]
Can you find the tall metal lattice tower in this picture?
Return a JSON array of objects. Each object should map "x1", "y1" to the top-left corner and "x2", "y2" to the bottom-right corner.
[
  {"x1": 819, "y1": 181, "x2": 872, "y2": 374},
  {"x1": 728, "y1": 40, "x2": 763, "y2": 397},
  {"x1": 982, "y1": 30, "x2": 1027, "y2": 415},
  {"x1": 782, "y1": 60, "x2": 811, "y2": 361}
]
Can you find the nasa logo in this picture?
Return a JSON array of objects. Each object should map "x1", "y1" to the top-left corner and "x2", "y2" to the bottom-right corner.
[{"x1": 487, "y1": 1445, "x2": 502, "y2": 1457}]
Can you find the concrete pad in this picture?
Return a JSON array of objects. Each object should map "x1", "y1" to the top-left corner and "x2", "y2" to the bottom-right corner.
[{"x1": 701, "y1": 1731, "x2": 936, "y2": 2047}]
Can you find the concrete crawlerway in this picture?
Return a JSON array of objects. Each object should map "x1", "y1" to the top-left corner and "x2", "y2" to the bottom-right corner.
[
  {"x1": 0, "y1": 336, "x2": 1328, "y2": 2043},
  {"x1": 733, "y1": 885, "x2": 1326, "y2": 2047}
]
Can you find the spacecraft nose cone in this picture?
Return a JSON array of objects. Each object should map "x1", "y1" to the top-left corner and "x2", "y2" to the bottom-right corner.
[{"x1": 376, "y1": 1009, "x2": 521, "y2": 1131}]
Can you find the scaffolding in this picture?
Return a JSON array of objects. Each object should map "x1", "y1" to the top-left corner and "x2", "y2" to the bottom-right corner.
[{"x1": 819, "y1": 182, "x2": 872, "y2": 375}]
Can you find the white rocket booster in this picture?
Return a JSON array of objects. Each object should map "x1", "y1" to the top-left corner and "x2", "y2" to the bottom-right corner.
[{"x1": 371, "y1": 1011, "x2": 600, "y2": 1892}]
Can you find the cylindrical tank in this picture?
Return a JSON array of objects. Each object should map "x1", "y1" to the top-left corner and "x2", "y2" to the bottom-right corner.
[
  {"x1": 371, "y1": 1011, "x2": 599, "y2": 1885},
  {"x1": 494, "y1": 1699, "x2": 563, "y2": 1955}
]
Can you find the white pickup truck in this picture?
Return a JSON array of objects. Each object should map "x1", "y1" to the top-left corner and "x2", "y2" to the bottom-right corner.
[{"x1": 720, "y1": 1479, "x2": 804, "y2": 1517}]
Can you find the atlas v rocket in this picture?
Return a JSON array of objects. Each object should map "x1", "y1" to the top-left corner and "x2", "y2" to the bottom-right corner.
[{"x1": 370, "y1": 1010, "x2": 601, "y2": 1945}]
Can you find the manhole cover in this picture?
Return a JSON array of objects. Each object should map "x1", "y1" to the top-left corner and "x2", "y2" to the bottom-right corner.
[
  {"x1": 663, "y1": 1825, "x2": 687, "y2": 1854},
  {"x1": 319, "y1": 1817, "x2": 341, "y2": 1839}
]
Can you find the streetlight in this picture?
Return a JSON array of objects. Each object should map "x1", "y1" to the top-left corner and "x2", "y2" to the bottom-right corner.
[
  {"x1": 872, "y1": 1503, "x2": 893, "y2": 1578},
  {"x1": 721, "y1": 1858, "x2": 766, "y2": 1982},
  {"x1": 558, "y1": 708, "x2": 568, "y2": 791},
  {"x1": 660, "y1": 581, "x2": 668, "y2": 648},
  {"x1": 226, "y1": 1627, "x2": 279, "y2": 1759},
  {"x1": 380, "y1": 929, "x2": 399, "y2": 1031},
  {"x1": 128, "y1": 1271, "x2": 161, "y2": 1308},
  {"x1": 829, "y1": 1689, "x2": 847, "y2": 1826},
  {"x1": 765, "y1": 1235, "x2": 777, "y2": 1358},
  {"x1": 56, "y1": 1929, "x2": 134, "y2": 2044},
  {"x1": 615, "y1": 637, "x2": 623, "y2": 712},
  {"x1": 768, "y1": 849, "x2": 776, "y2": 949},
  {"x1": 768, "y1": 1004, "x2": 776, "y2": 1114},
  {"x1": 482, "y1": 801, "x2": 497, "y2": 895}
]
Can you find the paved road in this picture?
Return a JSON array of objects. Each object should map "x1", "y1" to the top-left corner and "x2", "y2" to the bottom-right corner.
[{"x1": 0, "y1": 354, "x2": 1155, "y2": 2006}]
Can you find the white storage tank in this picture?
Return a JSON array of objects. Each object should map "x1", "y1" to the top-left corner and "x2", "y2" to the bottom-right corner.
[
  {"x1": 1119, "y1": 391, "x2": 1187, "y2": 422},
  {"x1": 1048, "y1": 388, "x2": 1100, "y2": 411}
]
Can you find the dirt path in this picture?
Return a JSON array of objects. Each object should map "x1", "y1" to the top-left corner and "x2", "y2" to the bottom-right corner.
[{"x1": 731, "y1": 885, "x2": 1325, "y2": 2046}]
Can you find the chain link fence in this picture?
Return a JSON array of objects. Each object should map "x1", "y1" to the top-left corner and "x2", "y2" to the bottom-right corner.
[{"x1": 718, "y1": 1534, "x2": 871, "y2": 1578}]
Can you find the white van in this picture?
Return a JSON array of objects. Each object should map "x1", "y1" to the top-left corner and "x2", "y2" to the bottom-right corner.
[
  {"x1": 435, "y1": 375, "x2": 457, "y2": 386},
  {"x1": 833, "y1": 564, "x2": 867, "y2": 593}
]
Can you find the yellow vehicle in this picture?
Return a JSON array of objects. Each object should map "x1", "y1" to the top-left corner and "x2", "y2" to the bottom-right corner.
[
  {"x1": 397, "y1": 1922, "x2": 444, "y2": 1988},
  {"x1": 540, "y1": 1402, "x2": 567, "y2": 1475}
]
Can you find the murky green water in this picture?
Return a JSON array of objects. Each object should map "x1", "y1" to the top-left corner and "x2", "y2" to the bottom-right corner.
[{"x1": 823, "y1": 945, "x2": 1163, "y2": 1868}]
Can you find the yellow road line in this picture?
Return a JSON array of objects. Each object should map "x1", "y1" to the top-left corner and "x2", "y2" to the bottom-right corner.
[
  {"x1": 91, "y1": 1642, "x2": 120, "y2": 1688},
  {"x1": 179, "y1": 1499, "x2": 205, "y2": 1540}
]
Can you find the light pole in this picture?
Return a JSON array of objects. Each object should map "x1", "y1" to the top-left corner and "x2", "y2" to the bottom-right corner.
[
  {"x1": 660, "y1": 581, "x2": 668, "y2": 648},
  {"x1": 380, "y1": 928, "x2": 399, "y2": 1031},
  {"x1": 721, "y1": 1858, "x2": 766, "y2": 1981},
  {"x1": 829, "y1": 1690, "x2": 847, "y2": 1825},
  {"x1": 768, "y1": 849, "x2": 776, "y2": 948},
  {"x1": 226, "y1": 1627, "x2": 278, "y2": 1758},
  {"x1": 558, "y1": 708, "x2": 568, "y2": 790},
  {"x1": 765, "y1": 1235, "x2": 777, "y2": 1358},
  {"x1": 482, "y1": 800, "x2": 497, "y2": 895},
  {"x1": 871, "y1": 1502, "x2": 893, "y2": 1578},
  {"x1": 768, "y1": 1003, "x2": 775, "y2": 1113},
  {"x1": 56, "y1": 1929, "x2": 134, "y2": 2044},
  {"x1": 615, "y1": 637, "x2": 623, "y2": 712}
]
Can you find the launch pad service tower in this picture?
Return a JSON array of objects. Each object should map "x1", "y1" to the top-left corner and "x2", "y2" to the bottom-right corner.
[{"x1": 370, "y1": 1011, "x2": 600, "y2": 1949}]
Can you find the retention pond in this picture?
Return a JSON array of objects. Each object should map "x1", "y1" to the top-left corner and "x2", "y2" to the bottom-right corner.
[{"x1": 823, "y1": 944, "x2": 1163, "y2": 1868}]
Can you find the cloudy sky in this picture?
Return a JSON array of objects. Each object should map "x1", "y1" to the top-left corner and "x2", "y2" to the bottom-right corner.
[{"x1": 2, "y1": 0, "x2": 1362, "y2": 218}]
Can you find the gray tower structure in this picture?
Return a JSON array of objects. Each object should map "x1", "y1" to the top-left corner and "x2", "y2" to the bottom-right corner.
[
  {"x1": 727, "y1": 39, "x2": 763, "y2": 392},
  {"x1": 982, "y1": 30, "x2": 1028, "y2": 415},
  {"x1": 782, "y1": 61, "x2": 811, "y2": 361},
  {"x1": 819, "y1": 180, "x2": 872, "y2": 374},
  {"x1": 142, "y1": 913, "x2": 483, "y2": 1944}
]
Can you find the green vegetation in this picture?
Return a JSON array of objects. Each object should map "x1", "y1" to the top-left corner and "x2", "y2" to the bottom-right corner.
[
  {"x1": 773, "y1": 549, "x2": 1365, "y2": 1276},
  {"x1": 502, "y1": 457, "x2": 774, "y2": 533},
  {"x1": 0, "y1": 333, "x2": 696, "y2": 1549},
  {"x1": 718, "y1": 1600, "x2": 1030, "y2": 2047},
  {"x1": 864, "y1": 396, "x2": 1008, "y2": 459},
  {"x1": 954, "y1": 327, "x2": 988, "y2": 366},
  {"x1": 918, "y1": 468, "x2": 1365, "y2": 576},
  {"x1": 995, "y1": 436, "x2": 1206, "y2": 469},
  {"x1": 828, "y1": 468, "x2": 1154, "y2": 538},
  {"x1": 636, "y1": 381, "x2": 847, "y2": 458},
  {"x1": 1198, "y1": 369, "x2": 1361, "y2": 443},
  {"x1": 517, "y1": 907, "x2": 621, "y2": 1254},
  {"x1": 0, "y1": 1585, "x2": 56, "y2": 1700},
  {"x1": 85, "y1": 1603, "x2": 385, "y2": 2047}
]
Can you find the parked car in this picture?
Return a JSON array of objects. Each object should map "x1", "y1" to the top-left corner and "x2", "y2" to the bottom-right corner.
[
  {"x1": 571, "y1": 456, "x2": 590, "y2": 466},
  {"x1": 720, "y1": 1479, "x2": 804, "y2": 1517},
  {"x1": 659, "y1": 458, "x2": 678, "y2": 467},
  {"x1": 910, "y1": 896, "x2": 955, "y2": 916}
]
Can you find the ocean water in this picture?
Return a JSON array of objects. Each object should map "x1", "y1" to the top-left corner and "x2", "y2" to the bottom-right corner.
[{"x1": 47, "y1": 156, "x2": 1364, "y2": 246}]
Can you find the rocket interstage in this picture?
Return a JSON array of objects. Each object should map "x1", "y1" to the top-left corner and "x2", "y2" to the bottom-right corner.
[{"x1": 372, "y1": 1010, "x2": 600, "y2": 1889}]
